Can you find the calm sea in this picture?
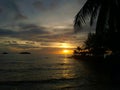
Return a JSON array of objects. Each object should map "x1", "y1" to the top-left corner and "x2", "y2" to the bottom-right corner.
[{"x1": 0, "y1": 53, "x2": 115, "y2": 90}]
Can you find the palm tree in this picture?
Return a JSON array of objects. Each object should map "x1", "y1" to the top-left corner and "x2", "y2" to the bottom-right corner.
[
  {"x1": 74, "y1": 0, "x2": 120, "y2": 52},
  {"x1": 85, "y1": 33, "x2": 107, "y2": 55},
  {"x1": 73, "y1": 46, "x2": 81, "y2": 55}
]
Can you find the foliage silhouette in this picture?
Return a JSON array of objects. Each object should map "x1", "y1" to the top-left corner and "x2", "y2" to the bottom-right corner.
[
  {"x1": 74, "y1": 0, "x2": 120, "y2": 53},
  {"x1": 84, "y1": 33, "x2": 107, "y2": 55}
]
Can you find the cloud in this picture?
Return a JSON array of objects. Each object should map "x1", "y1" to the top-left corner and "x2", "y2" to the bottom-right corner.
[
  {"x1": 0, "y1": 0, "x2": 27, "y2": 24},
  {"x1": 19, "y1": 23, "x2": 39, "y2": 30},
  {"x1": 33, "y1": 1, "x2": 45, "y2": 10},
  {"x1": 0, "y1": 22, "x2": 79, "y2": 50},
  {"x1": 32, "y1": 0, "x2": 59, "y2": 11},
  {"x1": 0, "y1": 29, "x2": 16, "y2": 36},
  {"x1": 0, "y1": 0, "x2": 87, "y2": 52},
  {"x1": 49, "y1": 0, "x2": 59, "y2": 8},
  {"x1": 14, "y1": 13, "x2": 28, "y2": 20},
  {"x1": 18, "y1": 24, "x2": 51, "y2": 36},
  {"x1": 9, "y1": 43, "x2": 39, "y2": 49},
  {"x1": 0, "y1": 7, "x2": 2, "y2": 13},
  {"x1": 0, "y1": 21, "x2": 88, "y2": 50},
  {"x1": 0, "y1": 23, "x2": 51, "y2": 41},
  {"x1": 0, "y1": 38, "x2": 41, "y2": 50}
]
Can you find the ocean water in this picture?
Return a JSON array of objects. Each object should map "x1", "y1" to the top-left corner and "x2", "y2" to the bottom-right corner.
[{"x1": 0, "y1": 54, "x2": 115, "y2": 90}]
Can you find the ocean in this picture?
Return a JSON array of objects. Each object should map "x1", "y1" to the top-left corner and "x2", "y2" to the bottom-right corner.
[{"x1": 0, "y1": 54, "x2": 116, "y2": 90}]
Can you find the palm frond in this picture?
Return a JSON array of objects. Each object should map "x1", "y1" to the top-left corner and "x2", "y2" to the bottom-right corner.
[
  {"x1": 90, "y1": 5, "x2": 100, "y2": 26},
  {"x1": 74, "y1": 0, "x2": 100, "y2": 32}
]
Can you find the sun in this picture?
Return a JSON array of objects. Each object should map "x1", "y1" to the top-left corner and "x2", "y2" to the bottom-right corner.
[
  {"x1": 61, "y1": 49, "x2": 73, "y2": 55},
  {"x1": 63, "y1": 50, "x2": 69, "y2": 53}
]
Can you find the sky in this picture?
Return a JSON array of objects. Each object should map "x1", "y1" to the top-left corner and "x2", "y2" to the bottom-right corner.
[{"x1": 0, "y1": 0, "x2": 94, "y2": 54}]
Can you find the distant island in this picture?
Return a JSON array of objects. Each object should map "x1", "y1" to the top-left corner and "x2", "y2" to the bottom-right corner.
[
  {"x1": 19, "y1": 52, "x2": 31, "y2": 54},
  {"x1": 2, "y1": 52, "x2": 8, "y2": 54}
]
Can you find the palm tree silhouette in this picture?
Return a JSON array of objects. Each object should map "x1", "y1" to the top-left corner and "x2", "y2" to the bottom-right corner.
[
  {"x1": 74, "y1": 0, "x2": 120, "y2": 53},
  {"x1": 73, "y1": 46, "x2": 81, "y2": 55}
]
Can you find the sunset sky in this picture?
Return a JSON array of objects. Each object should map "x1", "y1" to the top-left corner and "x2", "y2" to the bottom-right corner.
[{"x1": 0, "y1": 0, "x2": 94, "y2": 54}]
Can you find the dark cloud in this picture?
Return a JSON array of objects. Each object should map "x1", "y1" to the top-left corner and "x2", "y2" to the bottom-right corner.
[
  {"x1": 18, "y1": 24, "x2": 50, "y2": 35},
  {"x1": 33, "y1": 1, "x2": 45, "y2": 10},
  {"x1": 0, "y1": 24, "x2": 78, "y2": 47},
  {"x1": 19, "y1": 23, "x2": 42, "y2": 30},
  {"x1": 14, "y1": 13, "x2": 27, "y2": 20},
  {"x1": 23, "y1": 29, "x2": 48, "y2": 34},
  {"x1": 9, "y1": 43, "x2": 39, "y2": 49},
  {"x1": 33, "y1": 0, "x2": 59, "y2": 11},
  {"x1": 0, "y1": 0, "x2": 27, "y2": 22},
  {"x1": 4, "y1": 40, "x2": 17, "y2": 45},
  {"x1": 49, "y1": 0, "x2": 59, "y2": 8},
  {"x1": 0, "y1": 7, "x2": 2, "y2": 13},
  {"x1": 0, "y1": 24, "x2": 51, "y2": 40},
  {"x1": 0, "y1": 29, "x2": 16, "y2": 36}
]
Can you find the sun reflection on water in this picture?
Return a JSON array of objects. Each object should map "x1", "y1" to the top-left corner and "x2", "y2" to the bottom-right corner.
[{"x1": 61, "y1": 57, "x2": 76, "y2": 79}]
